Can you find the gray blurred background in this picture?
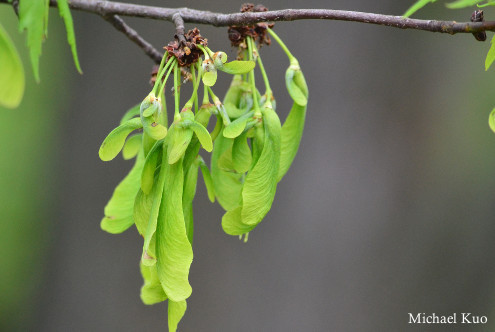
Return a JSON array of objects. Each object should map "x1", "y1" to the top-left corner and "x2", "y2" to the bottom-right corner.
[{"x1": 2, "y1": 0, "x2": 495, "y2": 331}]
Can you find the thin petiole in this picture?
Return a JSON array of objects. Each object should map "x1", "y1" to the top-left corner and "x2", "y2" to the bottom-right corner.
[
  {"x1": 191, "y1": 65, "x2": 198, "y2": 113},
  {"x1": 247, "y1": 36, "x2": 261, "y2": 115},
  {"x1": 174, "y1": 61, "x2": 180, "y2": 120},
  {"x1": 153, "y1": 54, "x2": 174, "y2": 96},
  {"x1": 249, "y1": 37, "x2": 272, "y2": 97},
  {"x1": 267, "y1": 28, "x2": 297, "y2": 65}
]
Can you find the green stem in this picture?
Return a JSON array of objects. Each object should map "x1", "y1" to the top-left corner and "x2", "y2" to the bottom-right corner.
[
  {"x1": 207, "y1": 86, "x2": 231, "y2": 125},
  {"x1": 151, "y1": 52, "x2": 168, "y2": 95},
  {"x1": 247, "y1": 36, "x2": 261, "y2": 116},
  {"x1": 197, "y1": 44, "x2": 211, "y2": 59},
  {"x1": 152, "y1": 54, "x2": 174, "y2": 95},
  {"x1": 267, "y1": 28, "x2": 298, "y2": 66},
  {"x1": 174, "y1": 61, "x2": 180, "y2": 121},
  {"x1": 191, "y1": 65, "x2": 198, "y2": 113},
  {"x1": 250, "y1": 37, "x2": 272, "y2": 97}
]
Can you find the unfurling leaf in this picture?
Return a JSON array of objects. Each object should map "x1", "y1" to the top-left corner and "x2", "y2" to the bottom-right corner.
[
  {"x1": 56, "y1": 0, "x2": 82, "y2": 73},
  {"x1": 486, "y1": 35, "x2": 495, "y2": 71},
  {"x1": 18, "y1": 0, "x2": 50, "y2": 82},
  {"x1": 403, "y1": 0, "x2": 437, "y2": 18},
  {"x1": 0, "y1": 23, "x2": 24, "y2": 108},
  {"x1": 99, "y1": 118, "x2": 142, "y2": 161}
]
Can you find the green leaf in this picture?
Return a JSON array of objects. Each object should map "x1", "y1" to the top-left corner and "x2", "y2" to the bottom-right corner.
[
  {"x1": 122, "y1": 134, "x2": 142, "y2": 160},
  {"x1": 223, "y1": 117, "x2": 248, "y2": 138},
  {"x1": 99, "y1": 118, "x2": 142, "y2": 161},
  {"x1": 101, "y1": 151, "x2": 145, "y2": 234},
  {"x1": 220, "y1": 60, "x2": 256, "y2": 74},
  {"x1": 120, "y1": 104, "x2": 140, "y2": 124},
  {"x1": 199, "y1": 158, "x2": 216, "y2": 203},
  {"x1": 278, "y1": 103, "x2": 306, "y2": 181},
  {"x1": 489, "y1": 108, "x2": 495, "y2": 133},
  {"x1": 0, "y1": 23, "x2": 25, "y2": 108},
  {"x1": 189, "y1": 121, "x2": 213, "y2": 152},
  {"x1": 134, "y1": 188, "x2": 154, "y2": 237},
  {"x1": 18, "y1": 0, "x2": 50, "y2": 82},
  {"x1": 141, "y1": 140, "x2": 163, "y2": 194},
  {"x1": 56, "y1": 0, "x2": 82, "y2": 73},
  {"x1": 486, "y1": 35, "x2": 495, "y2": 71},
  {"x1": 446, "y1": 0, "x2": 485, "y2": 9},
  {"x1": 167, "y1": 125, "x2": 194, "y2": 164},
  {"x1": 232, "y1": 132, "x2": 252, "y2": 173},
  {"x1": 156, "y1": 158, "x2": 193, "y2": 302},
  {"x1": 202, "y1": 70, "x2": 217, "y2": 86},
  {"x1": 168, "y1": 300, "x2": 187, "y2": 332},
  {"x1": 403, "y1": 0, "x2": 437, "y2": 18},
  {"x1": 140, "y1": 263, "x2": 167, "y2": 305},
  {"x1": 211, "y1": 135, "x2": 243, "y2": 211},
  {"x1": 285, "y1": 67, "x2": 308, "y2": 106}
]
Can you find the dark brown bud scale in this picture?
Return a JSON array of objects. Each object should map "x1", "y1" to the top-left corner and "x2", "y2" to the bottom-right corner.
[{"x1": 228, "y1": 3, "x2": 274, "y2": 48}]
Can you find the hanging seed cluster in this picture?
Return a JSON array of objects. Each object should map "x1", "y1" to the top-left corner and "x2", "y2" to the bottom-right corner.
[{"x1": 98, "y1": 7, "x2": 308, "y2": 330}]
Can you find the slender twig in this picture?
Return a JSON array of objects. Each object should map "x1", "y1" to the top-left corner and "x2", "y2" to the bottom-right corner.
[
  {"x1": 172, "y1": 12, "x2": 186, "y2": 45},
  {"x1": 102, "y1": 14, "x2": 163, "y2": 64},
  {"x1": 2, "y1": 0, "x2": 492, "y2": 34}
]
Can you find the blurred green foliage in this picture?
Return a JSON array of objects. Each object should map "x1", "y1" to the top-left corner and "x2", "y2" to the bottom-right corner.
[{"x1": 0, "y1": 8, "x2": 67, "y2": 330}]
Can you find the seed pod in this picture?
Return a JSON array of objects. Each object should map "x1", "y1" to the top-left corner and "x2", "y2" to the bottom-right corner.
[
  {"x1": 140, "y1": 263, "x2": 167, "y2": 305},
  {"x1": 211, "y1": 134, "x2": 243, "y2": 210},
  {"x1": 212, "y1": 51, "x2": 228, "y2": 68},
  {"x1": 167, "y1": 124, "x2": 194, "y2": 164},
  {"x1": 221, "y1": 107, "x2": 281, "y2": 235},
  {"x1": 183, "y1": 157, "x2": 200, "y2": 244},
  {"x1": 223, "y1": 116, "x2": 249, "y2": 138},
  {"x1": 122, "y1": 134, "x2": 142, "y2": 160},
  {"x1": 202, "y1": 59, "x2": 217, "y2": 86},
  {"x1": 120, "y1": 104, "x2": 140, "y2": 124},
  {"x1": 278, "y1": 102, "x2": 306, "y2": 181},
  {"x1": 232, "y1": 132, "x2": 252, "y2": 173},
  {"x1": 156, "y1": 157, "x2": 193, "y2": 302},
  {"x1": 141, "y1": 140, "x2": 163, "y2": 194},
  {"x1": 189, "y1": 121, "x2": 213, "y2": 152},
  {"x1": 198, "y1": 157, "x2": 215, "y2": 203},
  {"x1": 99, "y1": 118, "x2": 143, "y2": 162},
  {"x1": 100, "y1": 150, "x2": 145, "y2": 233},
  {"x1": 220, "y1": 60, "x2": 256, "y2": 74},
  {"x1": 168, "y1": 300, "x2": 187, "y2": 332},
  {"x1": 285, "y1": 65, "x2": 308, "y2": 106}
]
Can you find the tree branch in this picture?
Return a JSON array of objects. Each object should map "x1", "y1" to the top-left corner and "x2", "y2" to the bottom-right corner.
[
  {"x1": 172, "y1": 13, "x2": 186, "y2": 45},
  {"x1": 27, "y1": 0, "x2": 495, "y2": 34},
  {"x1": 102, "y1": 14, "x2": 163, "y2": 64}
]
